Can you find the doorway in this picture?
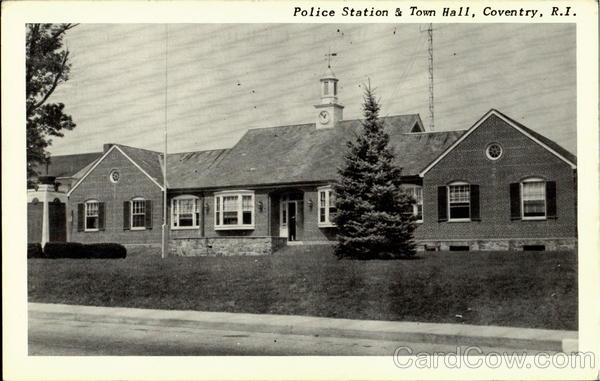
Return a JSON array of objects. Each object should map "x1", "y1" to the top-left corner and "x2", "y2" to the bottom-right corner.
[
  {"x1": 48, "y1": 201, "x2": 67, "y2": 242},
  {"x1": 279, "y1": 191, "x2": 303, "y2": 241}
]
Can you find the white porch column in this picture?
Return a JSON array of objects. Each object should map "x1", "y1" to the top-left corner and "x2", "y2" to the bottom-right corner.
[
  {"x1": 38, "y1": 184, "x2": 53, "y2": 247},
  {"x1": 28, "y1": 176, "x2": 68, "y2": 246}
]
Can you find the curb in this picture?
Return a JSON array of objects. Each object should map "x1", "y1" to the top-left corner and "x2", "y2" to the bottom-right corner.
[
  {"x1": 29, "y1": 303, "x2": 577, "y2": 352},
  {"x1": 562, "y1": 338, "x2": 579, "y2": 353}
]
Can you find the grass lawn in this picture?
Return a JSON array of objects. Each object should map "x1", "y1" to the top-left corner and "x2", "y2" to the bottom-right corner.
[{"x1": 28, "y1": 246, "x2": 577, "y2": 330}]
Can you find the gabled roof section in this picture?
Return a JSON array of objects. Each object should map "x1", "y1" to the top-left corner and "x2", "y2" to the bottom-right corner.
[
  {"x1": 175, "y1": 114, "x2": 460, "y2": 189},
  {"x1": 408, "y1": 114, "x2": 426, "y2": 132},
  {"x1": 494, "y1": 110, "x2": 577, "y2": 165},
  {"x1": 384, "y1": 114, "x2": 424, "y2": 133},
  {"x1": 419, "y1": 109, "x2": 577, "y2": 177},
  {"x1": 67, "y1": 144, "x2": 164, "y2": 196},
  {"x1": 117, "y1": 144, "x2": 164, "y2": 185},
  {"x1": 33, "y1": 152, "x2": 102, "y2": 178}
]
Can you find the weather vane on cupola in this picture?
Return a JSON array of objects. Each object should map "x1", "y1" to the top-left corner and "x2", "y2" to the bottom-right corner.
[{"x1": 315, "y1": 48, "x2": 344, "y2": 129}]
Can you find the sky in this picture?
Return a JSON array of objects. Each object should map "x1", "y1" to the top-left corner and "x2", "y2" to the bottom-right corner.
[{"x1": 47, "y1": 23, "x2": 576, "y2": 156}]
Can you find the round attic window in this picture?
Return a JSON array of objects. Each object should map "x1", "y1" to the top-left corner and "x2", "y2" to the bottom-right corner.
[
  {"x1": 486, "y1": 143, "x2": 503, "y2": 160},
  {"x1": 109, "y1": 170, "x2": 120, "y2": 183}
]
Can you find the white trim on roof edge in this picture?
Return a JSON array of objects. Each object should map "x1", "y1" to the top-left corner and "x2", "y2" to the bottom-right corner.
[
  {"x1": 67, "y1": 145, "x2": 164, "y2": 196},
  {"x1": 418, "y1": 109, "x2": 577, "y2": 177}
]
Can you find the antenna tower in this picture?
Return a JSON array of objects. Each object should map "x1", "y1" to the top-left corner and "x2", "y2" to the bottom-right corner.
[{"x1": 426, "y1": 23, "x2": 434, "y2": 131}]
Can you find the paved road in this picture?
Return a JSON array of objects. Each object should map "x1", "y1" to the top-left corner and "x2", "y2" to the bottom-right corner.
[{"x1": 29, "y1": 315, "x2": 546, "y2": 356}]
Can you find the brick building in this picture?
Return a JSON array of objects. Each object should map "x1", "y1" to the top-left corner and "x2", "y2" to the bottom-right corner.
[{"x1": 30, "y1": 69, "x2": 577, "y2": 254}]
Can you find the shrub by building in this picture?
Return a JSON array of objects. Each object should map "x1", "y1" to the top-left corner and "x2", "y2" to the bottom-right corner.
[
  {"x1": 27, "y1": 243, "x2": 44, "y2": 258},
  {"x1": 43, "y1": 242, "x2": 126, "y2": 259}
]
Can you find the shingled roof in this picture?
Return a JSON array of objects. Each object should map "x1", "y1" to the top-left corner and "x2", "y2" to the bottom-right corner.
[
  {"x1": 166, "y1": 149, "x2": 229, "y2": 188},
  {"x1": 33, "y1": 152, "x2": 102, "y2": 178},
  {"x1": 61, "y1": 110, "x2": 575, "y2": 192},
  {"x1": 388, "y1": 130, "x2": 466, "y2": 176},
  {"x1": 165, "y1": 114, "x2": 463, "y2": 189}
]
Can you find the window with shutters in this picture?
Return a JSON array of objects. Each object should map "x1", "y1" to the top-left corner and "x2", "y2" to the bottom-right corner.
[
  {"x1": 521, "y1": 178, "x2": 546, "y2": 219},
  {"x1": 403, "y1": 185, "x2": 423, "y2": 222},
  {"x1": 448, "y1": 182, "x2": 471, "y2": 221},
  {"x1": 131, "y1": 198, "x2": 146, "y2": 230},
  {"x1": 85, "y1": 200, "x2": 99, "y2": 231},
  {"x1": 214, "y1": 191, "x2": 255, "y2": 230},
  {"x1": 171, "y1": 195, "x2": 200, "y2": 229}
]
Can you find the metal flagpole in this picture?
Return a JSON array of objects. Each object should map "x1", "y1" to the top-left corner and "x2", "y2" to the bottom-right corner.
[{"x1": 161, "y1": 24, "x2": 169, "y2": 259}]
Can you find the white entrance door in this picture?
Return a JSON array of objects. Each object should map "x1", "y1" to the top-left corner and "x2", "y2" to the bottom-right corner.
[
  {"x1": 279, "y1": 198, "x2": 298, "y2": 241},
  {"x1": 279, "y1": 198, "x2": 288, "y2": 238}
]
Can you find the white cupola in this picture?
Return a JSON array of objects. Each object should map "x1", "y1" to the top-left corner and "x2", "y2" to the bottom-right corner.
[{"x1": 314, "y1": 64, "x2": 344, "y2": 129}]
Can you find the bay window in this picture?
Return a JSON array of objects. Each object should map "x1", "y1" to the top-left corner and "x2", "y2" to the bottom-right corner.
[
  {"x1": 171, "y1": 196, "x2": 200, "y2": 229},
  {"x1": 318, "y1": 186, "x2": 336, "y2": 227},
  {"x1": 214, "y1": 191, "x2": 255, "y2": 229}
]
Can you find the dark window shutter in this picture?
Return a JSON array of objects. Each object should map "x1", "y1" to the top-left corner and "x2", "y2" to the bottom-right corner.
[
  {"x1": 470, "y1": 184, "x2": 481, "y2": 221},
  {"x1": 123, "y1": 201, "x2": 130, "y2": 230},
  {"x1": 546, "y1": 181, "x2": 557, "y2": 219},
  {"x1": 77, "y1": 203, "x2": 84, "y2": 232},
  {"x1": 145, "y1": 200, "x2": 153, "y2": 229},
  {"x1": 510, "y1": 183, "x2": 521, "y2": 220},
  {"x1": 98, "y1": 202, "x2": 105, "y2": 231},
  {"x1": 437, "y1": 186, "x2": 448, "y2": 222}
]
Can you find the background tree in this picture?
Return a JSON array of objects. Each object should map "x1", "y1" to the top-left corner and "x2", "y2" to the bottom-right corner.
[
  {"x1": 333, "y1": 84, "x2": 416, "y2": 259},
  {"x1": 26, "y1": 23, "x2": 77, "y2": 186}
]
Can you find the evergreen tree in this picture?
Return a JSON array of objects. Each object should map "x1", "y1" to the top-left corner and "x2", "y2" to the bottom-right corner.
[
  {"x1": 333, "y1": 84, "x2": 416, "y2": 259},
  {"x1": 26, "y1": 24, "x2": 78, "y2": 187}
]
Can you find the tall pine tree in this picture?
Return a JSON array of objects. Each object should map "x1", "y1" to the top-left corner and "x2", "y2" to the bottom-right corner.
[{"x1": 333, "y1": 84, "x2": 416, "y2": 259}]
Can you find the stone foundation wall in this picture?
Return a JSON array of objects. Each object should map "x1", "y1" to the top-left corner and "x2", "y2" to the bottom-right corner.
[
  {"x1": 416, "y1": 238, "x2": 577, "y2": 252},
  {"x1": 169, "y1": 236, "x2": 288, "y2": 256}
]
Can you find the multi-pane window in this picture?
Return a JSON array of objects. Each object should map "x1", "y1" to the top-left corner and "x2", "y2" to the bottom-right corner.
[
  {"x1": 522, "y1": 180, "x2": 546, "y2": 218},
  {"x1": 131, "y1": 199, "x2": 146, "y2": 229},
  {"x1": 215, "y1": 197, "x2": 221, "y2": 227},
  {"x1": 404, "y1": 185, "x2": 423, "y2": 222},
  {"x1": 222, "y1": 196, "x2": 238, "y2": 225},
  {"x1": 448, "y1": 183, "x2": 470, "y2": 220},
  {"x1": 172, "y1": 196, "x2": 200, "y2": 228},
  {"x1": 242, "y1": 195, "x2": 253, "y2": 225},
  {"x1": 214, "y1": 191, "x2": 255, "y2": 229},
  {"x1": 85, "y1": 201, "x2": 99, "y2": 231},
  {"x1": 318, "y1": 186, "x2": 336, "y2": 227}
]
